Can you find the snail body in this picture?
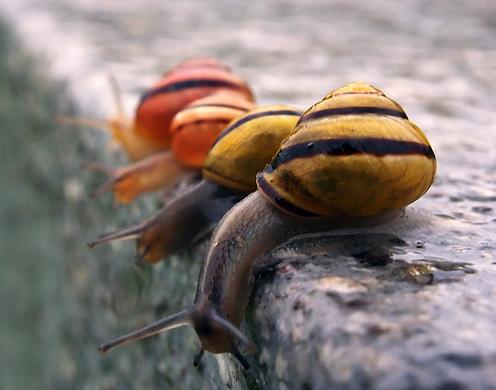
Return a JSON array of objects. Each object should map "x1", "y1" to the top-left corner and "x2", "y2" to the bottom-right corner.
[
  {"x1": 98, "y1": 83, "x2": 436, "y2": 368},
  {"x1": 89, "y1": 105, "x2": 302, "y2": 263}
]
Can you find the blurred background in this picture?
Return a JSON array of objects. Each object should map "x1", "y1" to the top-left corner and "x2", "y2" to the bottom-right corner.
[{"x1": 0, "y1": 0, "x2": 495, "y2": 389}]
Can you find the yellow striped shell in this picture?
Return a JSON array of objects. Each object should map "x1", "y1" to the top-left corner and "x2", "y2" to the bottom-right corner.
[
  {"x1": 202, "y1": 105, "x2": 302, "y2": 192},
  {"x1": 257, "y1": 82, "x2": 437, "y2": 217}
]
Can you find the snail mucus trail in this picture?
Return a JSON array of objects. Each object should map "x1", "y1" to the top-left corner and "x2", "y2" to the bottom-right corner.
[
  {"x1": 88, "y1": 106, "x2": 303, "y2": 264},
  {"x1": 98, "y1": 82, "x2": 437, "y2": 369}
]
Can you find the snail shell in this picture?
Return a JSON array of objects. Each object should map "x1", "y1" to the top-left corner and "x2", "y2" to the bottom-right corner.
[
  {"x1": 135, "y1": 61, "x2": 254, "y2": 148},
  {"x1": 170, "y1": 91, "x2": 255, "y2": 168},
  {"x1": 258, "y1": 82, "x2": 437, "y2": 217},
  {"x1": 203, "y1": 105, "x2": 303, "y2": 192}
]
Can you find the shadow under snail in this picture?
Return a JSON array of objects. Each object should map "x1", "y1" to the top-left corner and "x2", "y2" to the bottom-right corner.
[
  {"x1": 60, "y1": 57, "x2": 255, "y2": 204},
  {"x1": 97, "y1": 82, "x2": 437, "y2": 369},
  {"x1": 88, "y1": 105, "x2": 303, "y2": 263}
]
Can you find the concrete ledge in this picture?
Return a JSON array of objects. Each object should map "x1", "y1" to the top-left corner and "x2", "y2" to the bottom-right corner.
[
  {"x1": 3, "y1": 19, "x2": 495, "y2": 389},
  {"x1": 216, "y1": 214, "x2": 495, "y2": 389}
]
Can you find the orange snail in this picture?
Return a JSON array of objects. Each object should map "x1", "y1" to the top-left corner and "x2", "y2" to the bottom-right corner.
[
  {"x1": 88, "y1": 105, "x2": 303, "y2": 263},
  {"x1": 97, "y1": 82, "x2": 437, "y2": 369},
  {"x1": 134, "y1": 58, "x2": 253, "y2": 150},
  {"x1": 89, "y1": 90, "x2": 255, "y2": 204},
  {"x1": 61, "y1": 57, "x2": 255, "y2": 203}
]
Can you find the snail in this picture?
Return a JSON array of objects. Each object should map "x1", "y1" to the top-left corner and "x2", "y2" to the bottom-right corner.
[
  {"x1": 60, "y1": 57, "x2": 253, "y2": 160},
  {"x1": 134, "y1": 58, "x2": 253, "y2": 150},
  {"x1": 88, "y1": 105, "x2": 303, "y2": 263},
  {"x1": 97, "y1": 82, "x2": 437, "y2": 369},
  {"x1": 60, "y1": 57, "x2": 255, "y2": 203},
  {"x1": 88, "y1": 90, "x2": 255, "y2": 204}
]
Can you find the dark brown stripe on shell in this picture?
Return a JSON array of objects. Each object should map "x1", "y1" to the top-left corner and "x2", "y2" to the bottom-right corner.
[
  {"x1": 174, "y1": 118, "x2": 233, "y2": 132},
  {"x1": 266, "y1": 137, "x2": 435, "y2": 172},
  {"x1": 212, "y1": 109, "x2": 302, "y2": 146},
  {"x1": 180, "y1": 103, "x2": 251, "y2": 112},
  {"x1": 256, "y1": 173, "x2": 320, "y2": 217},
  {"x1": 298, "y1": 106, "x2": 408, "y2": 125},
  {"x1": 138, "y1": 79, "x2": 246, "y2": 105}
]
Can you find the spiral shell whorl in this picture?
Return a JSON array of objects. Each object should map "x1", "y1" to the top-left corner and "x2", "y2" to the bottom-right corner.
[
  {"x1": 203, "y1": 105, "x2": 302, "y2": 192},
  {"x1": 257, "y1": 82, "x2": 437, "y2": 217}
]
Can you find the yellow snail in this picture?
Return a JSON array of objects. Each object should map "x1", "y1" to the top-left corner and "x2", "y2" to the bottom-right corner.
[
  {"x1": 88, "y1": 105, "x2": 303, "y2": 263},
  {"x1": 97, "y1": 82, "x2": 437, "y2": 369}
]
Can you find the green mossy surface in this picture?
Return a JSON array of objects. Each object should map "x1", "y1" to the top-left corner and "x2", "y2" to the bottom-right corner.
[{"x1": 0, "y1": 20, "x2": 225, "y2": 389}]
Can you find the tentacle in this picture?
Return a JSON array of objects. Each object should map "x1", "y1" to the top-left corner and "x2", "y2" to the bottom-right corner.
[
  {"x1": 88, "y1": 180, "x2": 246, "y2": 263},
  {"x1": 193, "y1": 348, "x2": 205, "y2": 367},
  {"x1": 210, "y1": 310, "x2": 255, "y2": 353},
  {"x1": 99, "y1": 308, "x2": 194, "y2": 354},
  {"x1": 107, "y1": 74, "x2": 125, "y2": 117},
  {"x1": 86, "y1": 151, "x2": 196, "y2": 204},
  {"x1": 87, "y1": 224, "x2": 145, "y2": 248},
  {"x1": 81, "y1": 161, "x2": 115, "y2": 176},
  {"x1": 56, "y1": 113, "x2": 129, "y2": 148},
  {"x1": 231, "y1": 344, "x2": 250, "y2": 370},
  {"x1": 56, "y1": 113, "x2": 137, "y2": 158},
  {"x1": 57, "y1": 109, "x2": 161, "y2": 161},
  {"x1": 56, "y1": 115, "x2": 109, "y2": 130}
]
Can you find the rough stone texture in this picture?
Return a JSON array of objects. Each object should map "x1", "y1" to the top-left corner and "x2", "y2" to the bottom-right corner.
[{"x1": 241, "y1": 209, "x2": 496, "y2": 389}]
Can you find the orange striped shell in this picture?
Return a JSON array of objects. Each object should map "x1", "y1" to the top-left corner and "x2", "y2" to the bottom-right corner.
[
  {"x1": 134, "y1": 61, "x2": 254, "y2": 149},
  {"x1": 170, "y1": 91, "x2": 255, "y2": 168}
]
